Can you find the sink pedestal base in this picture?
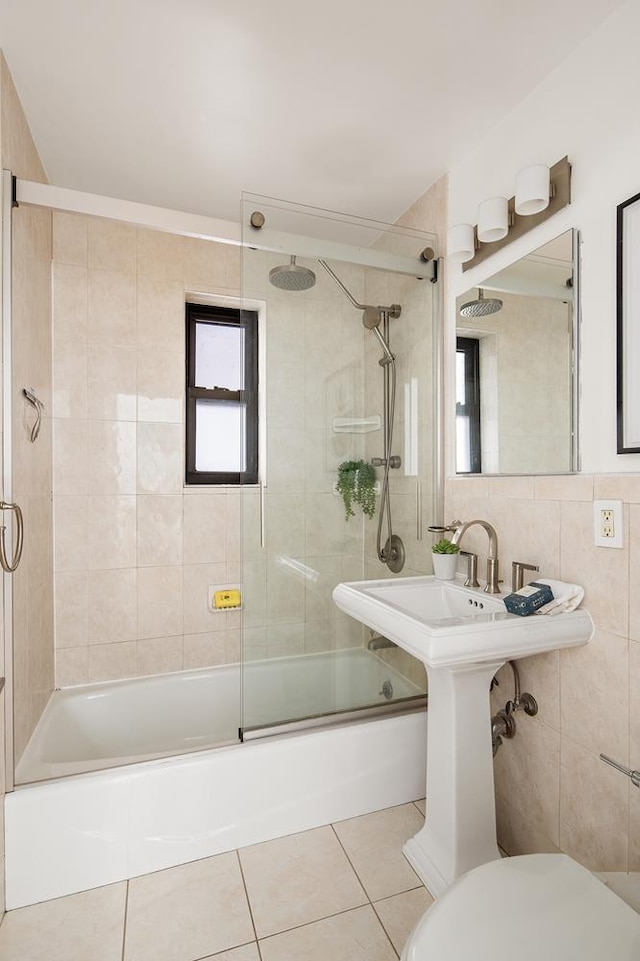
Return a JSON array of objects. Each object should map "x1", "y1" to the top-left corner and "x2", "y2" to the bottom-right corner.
[{"x1": 403, "y1": 659, "x2": 504, "y2": 897}]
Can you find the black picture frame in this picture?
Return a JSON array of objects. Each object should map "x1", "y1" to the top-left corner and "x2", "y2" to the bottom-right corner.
[{"x1": 616, "y1": 190, "x2": 640, "y2": 453}]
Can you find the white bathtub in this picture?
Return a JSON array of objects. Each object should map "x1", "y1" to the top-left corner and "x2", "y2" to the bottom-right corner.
[{"x1": 6, "y1": 648, "x2": 427, "y2": 908}]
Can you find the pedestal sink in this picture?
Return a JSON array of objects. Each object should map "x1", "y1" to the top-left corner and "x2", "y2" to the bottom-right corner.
[{"x1": 333, "y1": 575, "x2": 593, "y2": 896}]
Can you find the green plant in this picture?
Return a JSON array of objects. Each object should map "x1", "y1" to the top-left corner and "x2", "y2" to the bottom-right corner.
[
  {"x1": 431, "y1": 538, "x2": 459, "y2": 555},
  {"x1": 336, "y1": 460, "x2": 377, "y2": 520}
]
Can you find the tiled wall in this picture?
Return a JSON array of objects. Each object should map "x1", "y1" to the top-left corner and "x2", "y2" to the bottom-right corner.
[
  {"x1": 52, "y1": 215, "x2": 244, "y2": 685},
  {"x1": 53, "y1": 227, "x2": 370, "y2": 686},
  {"x1": 445, "y1": 472, "x2": 640, "y2": 872}
]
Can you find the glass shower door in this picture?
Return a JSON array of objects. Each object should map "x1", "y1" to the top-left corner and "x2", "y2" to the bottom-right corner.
[{"x1": 239, "y1": 194, "x2": 436, "y2": 738}]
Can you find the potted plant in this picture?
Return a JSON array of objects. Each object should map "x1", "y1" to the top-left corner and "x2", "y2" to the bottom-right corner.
[
  {"x1": 431, "y1": 538, "x2": 460, "y2": 580},
  {"x1": 336, "y1": 460, "x2": 376, "y2": 520}
]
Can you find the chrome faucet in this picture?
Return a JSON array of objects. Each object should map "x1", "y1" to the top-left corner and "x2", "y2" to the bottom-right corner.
[{"x1": 450, "y1": 519, "x2": 501, "y2": 594}]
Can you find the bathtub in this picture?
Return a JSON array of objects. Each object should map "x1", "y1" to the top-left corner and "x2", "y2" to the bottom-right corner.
[{"x1": 6, "y1": 648, "x2": 427, "y2": 908}]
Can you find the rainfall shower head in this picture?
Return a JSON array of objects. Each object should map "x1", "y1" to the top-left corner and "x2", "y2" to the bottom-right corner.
[
  {"x1": 459, "y1": 288, "x2": 503, "y2": 319},
  {"x1": 269, "y1": 256, "x2": 316, "y2": 292}
]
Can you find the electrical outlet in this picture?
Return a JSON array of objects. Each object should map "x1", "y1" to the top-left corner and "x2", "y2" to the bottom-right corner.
[{"x1": 593, "y1": 500, "x2": 623, "y2": 548}]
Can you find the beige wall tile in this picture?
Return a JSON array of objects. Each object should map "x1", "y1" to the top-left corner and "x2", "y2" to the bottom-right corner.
[
  {"x1": 137, "y1": 348, "x2": 184, "y2": 424},
  {"x1": 88, "y1": 269, "x2": 136, "y2": 346},
  {"x1": 560, "y1": 738, "x2": 628, "y2": 871},
  {"x1": 594, "y1": 474, "x2": 640, "y2": 503},
  {"x1": 55, "y1": 572, "x2": 88, "y2": 649},
  {"x1": 137, "y1": 495, "x2": 183, "y2": 567},
  {"x1": 136, "y1": 636, "x2": 183, "y2": 677},
  {"x1": 136, "y1": 228, "x2": 184, "y2": 281},
  {"x1": 183, "y1": 631, "x2": 239, "y2": 669},
  {"x1": 55, "y1": 647, "x2": 89, "y2": 687},
  {"x1": 560, "y1": 501, "x2": 629, "y2": 638},
  {"x1": 137, "y1": 275, "x2": 185, "y2": 351},
  {"x1": 629, "y1": 506, "x2": 640, "y2": 641},
  {"x1": 87, "y1": 569, "x2": 137, "y2": 645},
  {"x1": 87, "y1": 345, "x2": 137, "y2": 420},
  {"x1": 630, "y1": 789, "x2": 640, "y2": 872},
  {"x1": 88, "y1": 218, "x2": 136, "y2": 273},
  {"x1": 183, "y1": 494, "x2": 227, "y2": 565},
  {"x1": 494, "y1": 717, "x2": 560, "y2": 845},
  {"x1": 137, "y1": 566, "x2": 183, "y2": 640},
  {"x1": 182, "y1": 237, "x2": 228, "y2": 289},
  {"x1": 495, "y1": 795, "x2": 559, "y2": 857},
  {"x1": 87, "y1": 495, "x2": 137, "y2": 570},
  {"x1": 53, "y1": 342, "x2": 88, "y2": 419},
  {"x1": 53, "y1": 213, "x2": 88, "y2": 267},
  {"x1": 87, "y1": 421, "x2": 137, "y2": 495},
  {"x1": 53, "y1": 263, "x2": 88, "y2": 345},
  {"x1": 534, "y1": 474, "x2": 594, "y2": 502},
  {"x1": 54, "y1": 420, "x2": 89, "y2": 495},
  {"x1": 488, "y1": 476, "x2": 535, "y2": 500},
  {"x1": 560, "y1": 629, "x2": 629, "y2": 760},
  {"x1": 88, "y1": 642, "x2": 136, "y2": 683},
  {"x1": 137, "y1": 423, "x2": 183, "y2": 494},
  {"x1": 630, "y1": 640, "x2": 640, "y2": 768},
  {"x1": 54, "y1": 496, "x2": 89, "y2": 572}
]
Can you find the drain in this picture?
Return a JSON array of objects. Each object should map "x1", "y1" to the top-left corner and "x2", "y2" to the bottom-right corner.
[{"x1": 379, "y1": 680, "x2": 394, "y2": 700}]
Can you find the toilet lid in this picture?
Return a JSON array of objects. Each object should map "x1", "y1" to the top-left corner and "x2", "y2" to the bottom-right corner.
[{"x1": 403, "y1": 855, "x2": 640, "y2": 961}]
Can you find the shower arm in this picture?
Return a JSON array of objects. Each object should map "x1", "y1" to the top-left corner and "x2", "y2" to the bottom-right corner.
[{"x1": 318, "y1": 260, "x2": 368, "y2": 310}]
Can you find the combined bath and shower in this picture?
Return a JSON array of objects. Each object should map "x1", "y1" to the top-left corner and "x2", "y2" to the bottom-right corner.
[{"x1": 268, "y1": 254, "x2": 405, "y2": 573}]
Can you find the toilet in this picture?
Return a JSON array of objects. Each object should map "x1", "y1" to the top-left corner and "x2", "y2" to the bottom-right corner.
[{"x1": 402, "y1": 854, "x2": 640, "y2": 960}]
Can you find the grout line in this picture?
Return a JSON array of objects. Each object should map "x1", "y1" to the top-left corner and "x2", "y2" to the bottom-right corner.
[
  {"x1": 329, "y1": 823, "x2": 371, "y2": 905},
  {"x1": 235, "y1": 848, "x2": 260, "y2": 945},
  {"x1": 370, "y1": 899, "x2": 401, "y2": 961},
  {"x1": 120, "y1": 879, "x2": 130, "y2": 961}
]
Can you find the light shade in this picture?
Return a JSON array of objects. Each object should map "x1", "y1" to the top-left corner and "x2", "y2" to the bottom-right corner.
[
  {"x1": 515, "y1": 164, "x2": 550, "y2": 216},
  {"x1": 477, "y1": 196, "x2": 508, "y2": 243},
  {"x1": 447, "y1": 223, "x2": 475, "y2": 263}
]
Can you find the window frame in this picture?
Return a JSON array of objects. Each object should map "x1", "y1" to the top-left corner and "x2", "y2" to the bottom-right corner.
[
  {"x1": 185, "y1": 303, "x2": 259, "y2": 485},
  {"x1": 455, "y1": 336, "x2": 482, "y2": 475}
]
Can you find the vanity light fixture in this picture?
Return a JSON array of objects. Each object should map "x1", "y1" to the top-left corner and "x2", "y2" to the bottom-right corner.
[
  {"x1": 447, "y1": 223, "x2": 475, "y2": 263},
  {"x1": 515, "y1": 164, "x2": 551, "y2": 216},
  {"x1": 452, "y1": 156, "x2": 571, "y2": 272},
  {"x1": 477, "y1": 196, "x2": 509, "y2": 243}
]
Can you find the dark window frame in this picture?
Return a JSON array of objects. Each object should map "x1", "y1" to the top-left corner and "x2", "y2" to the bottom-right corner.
[
  {"x1": 185, "y1": 303, "x2": 259, "y2": 485},
  {"x1": 456, "y1": 336, "x2": 482, "y2": 474}
]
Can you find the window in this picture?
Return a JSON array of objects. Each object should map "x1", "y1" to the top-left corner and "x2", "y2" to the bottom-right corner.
[
  {"x1": 456, "y1": 337, "x2": 481, "y2": 474},
  {"x1": 186, "y1": 303, "x2": 259, "y2": 485}
]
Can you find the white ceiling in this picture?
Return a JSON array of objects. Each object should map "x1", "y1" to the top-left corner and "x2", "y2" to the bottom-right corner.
[{"x1": 0, "y1": 0, "x2": 627, "y2": 225}]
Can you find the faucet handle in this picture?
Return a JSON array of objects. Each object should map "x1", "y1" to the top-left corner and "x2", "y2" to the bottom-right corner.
[
  {"x1": 428, "y1": 520, "x2": 462, "y2": 535},
  {"x1": 511, "y1": 561, "x2": 539, "y2": 594},
  {"x1": 459, "y1": 550, "x2": 480, "y2": 588}
]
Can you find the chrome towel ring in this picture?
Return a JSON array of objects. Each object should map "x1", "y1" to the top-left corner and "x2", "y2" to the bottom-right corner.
[{"x1": 0, "y1": 501, "x2": 24, "y2": 573}]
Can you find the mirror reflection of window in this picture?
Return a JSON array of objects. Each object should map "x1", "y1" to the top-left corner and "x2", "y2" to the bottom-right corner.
[
  {"x1": 454, "y1": 229, "x2": 576, "y2": 476},
  {"x1": 456, "y1": 337, "x2": 481, "y2": 474}
]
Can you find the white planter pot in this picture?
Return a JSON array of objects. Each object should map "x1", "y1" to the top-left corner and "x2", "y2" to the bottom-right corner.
[{"x1": 432, "y1": 553, "x2": 458, "y2": 580}]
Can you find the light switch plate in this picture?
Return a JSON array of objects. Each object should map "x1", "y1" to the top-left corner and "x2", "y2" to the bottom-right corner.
[{"x1": 593, "y1": 499, "x2": 623, "y2": 548}]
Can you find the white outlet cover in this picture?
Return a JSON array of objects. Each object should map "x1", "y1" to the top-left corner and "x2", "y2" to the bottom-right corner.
[{"x1": 593, "y1": 499, "x2": 624, "y2": 548}]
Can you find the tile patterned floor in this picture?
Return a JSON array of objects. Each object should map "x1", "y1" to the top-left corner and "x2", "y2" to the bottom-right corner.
[{"x1": 0, "y1": 801, "x2": 433, "y2": 961}]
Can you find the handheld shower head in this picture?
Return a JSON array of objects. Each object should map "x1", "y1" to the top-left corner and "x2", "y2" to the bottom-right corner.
[{"x1": 269, "y1": 256, "x2": 316, "y2": 292}]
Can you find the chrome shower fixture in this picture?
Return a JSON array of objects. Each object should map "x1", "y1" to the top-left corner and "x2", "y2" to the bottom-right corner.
[
  {"x1": 459, "y1": 288, "x2": 503, "y2": 318},
  {"x1": 268, "y1": 256, "x2": 316, "y2": 292}
]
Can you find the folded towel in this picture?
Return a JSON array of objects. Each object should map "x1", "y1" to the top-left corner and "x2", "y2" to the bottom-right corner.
[{"x1": 534, "y1": 578, "x2": 584, "y2": 616}]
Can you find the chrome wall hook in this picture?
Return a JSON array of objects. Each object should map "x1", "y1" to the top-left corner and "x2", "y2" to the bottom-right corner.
[{"x1": 23, "y1": 387, "x2": 44, "y2": 442}]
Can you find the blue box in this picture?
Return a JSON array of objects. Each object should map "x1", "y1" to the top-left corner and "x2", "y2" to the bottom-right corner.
[{"x1": 503, "y1": 581, "x2": 554, "y2": 617}]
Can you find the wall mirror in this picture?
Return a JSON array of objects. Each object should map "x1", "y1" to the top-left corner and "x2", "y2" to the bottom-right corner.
[{"x1": 455, "y1": 228, "x2": 578, "y2": 475}]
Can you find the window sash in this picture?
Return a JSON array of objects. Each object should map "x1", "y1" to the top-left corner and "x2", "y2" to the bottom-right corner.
[
  {"x1": 456, "y1": 337, "x2": 482, "y2": 474},
  {"x1": 186, "y1": 304, "x2": 258, "y2": 485}
]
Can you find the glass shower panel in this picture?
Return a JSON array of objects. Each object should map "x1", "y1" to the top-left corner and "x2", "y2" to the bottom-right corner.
[{"x1": 240, "y1": 194, "x2": 437, "y2": 737}]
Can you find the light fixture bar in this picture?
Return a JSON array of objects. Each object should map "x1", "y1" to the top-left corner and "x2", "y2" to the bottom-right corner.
[{"x1": 462, "y1": 157, "x2": 571, "y2": 272}]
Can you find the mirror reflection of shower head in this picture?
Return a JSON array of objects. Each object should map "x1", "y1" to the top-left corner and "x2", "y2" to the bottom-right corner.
[
  {"x1": 269, "y1": 256, "x2": 316, "y2": 292},
  {"x1": 459, "y1": 288, "x2": 503, "y2": 318}
]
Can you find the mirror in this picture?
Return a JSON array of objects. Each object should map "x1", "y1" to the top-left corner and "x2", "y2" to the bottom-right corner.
[{"x1": 455, "y1": 228, "x2": 577, "y2": 475}]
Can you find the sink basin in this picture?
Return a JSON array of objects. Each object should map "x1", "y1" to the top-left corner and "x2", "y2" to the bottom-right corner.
[
  {"x1": 333, "y1": 575, "x2": 593, "y2": 668},
  {"x1": 333, "y1": 573, "x2": 594, "y2": 898}
]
